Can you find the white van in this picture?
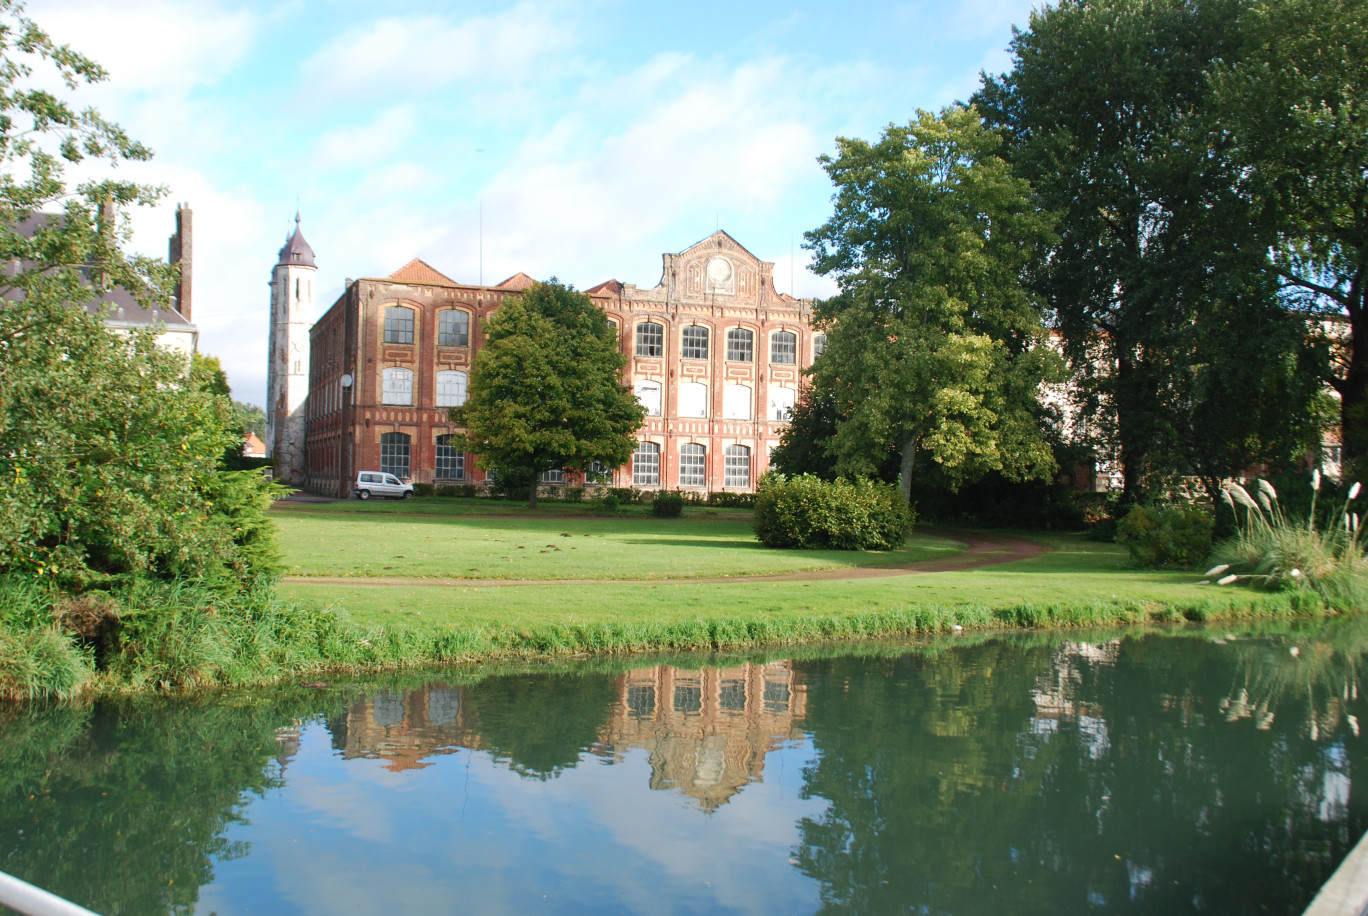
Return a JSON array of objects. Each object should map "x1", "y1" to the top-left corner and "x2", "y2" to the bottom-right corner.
[{"x1": 353, "y1": 471, "x2": 414, "y2": 500}]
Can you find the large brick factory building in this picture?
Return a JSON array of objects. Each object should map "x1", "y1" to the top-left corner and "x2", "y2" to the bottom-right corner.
[{"x1": 267, "y1": 223, "x2": 820, "y2": 497}]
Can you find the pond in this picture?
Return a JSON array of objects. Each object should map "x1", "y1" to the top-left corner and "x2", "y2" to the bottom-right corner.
[{"x1": 3, "y1": 623, "x2": 1367, "y2": 915}]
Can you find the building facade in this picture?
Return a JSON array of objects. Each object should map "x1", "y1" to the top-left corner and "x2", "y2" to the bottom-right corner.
[{"x1": 290, "y1": 230, "x2": 818, "y2": 496}]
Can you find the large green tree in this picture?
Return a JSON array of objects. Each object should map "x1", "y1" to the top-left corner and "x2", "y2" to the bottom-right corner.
[
  {"x1": 974, "y1": 0, "x2": 1322, "y2": 505},
  {"x1": 803, "y1": 105, "x2": 1061, "y2": 502},
  {"x1": 0, "y1": 0, "x2": 277, "y2": 588},
  {"x1": 452, "y1": 280, "x2": 644, "y2": 508},
  {"x1": 1208, "y1": 0, "x2": 1368, "y2": 474}
]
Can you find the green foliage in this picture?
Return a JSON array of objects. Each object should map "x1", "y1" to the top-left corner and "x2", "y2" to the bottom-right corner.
[
  {"x1": 754, "y1": 474, "x2": 915, "y2": 551},
  {"x1": 804, "y1": 104, "x2": 1061, "y2": 502},
  {"x1": 597, "y1": 492, "x2": 622, "y2": 514},
  {"x1": 706, "y1": 491, "x2": 756, "y2": 508},
  {"x1": 230, "y1": 400, "x2": 266, "y2": 438},
  {"x1": 486, "y1": 466, "x2": 532, "y2": 501},
  {"x1": 651, "y1": 490, "x2": 684, "y2": 518},
  {"x1": 974, "y1": 0, "x2": 1324, "y2": 505},
  {"x1": 0, "y1": 5, "x2": 286, "y2": 593},
  {"x1": 1116, "y1": 505, "x2": 1215, "y2": 569},
  {"x1": 565, "y1": 486, "x2": 585, "y2": 503},
  {"x1": 1209, "y1": 478, "x2": 1368, "y2": 610},
  {"x1": 454, "y1": 280, "x2": 645, "y2": 508},
  {"x1": 1208, "y1": 0, "x2": 1368, "y2": 471},
  {"x1": 907, "y1": 442, "x2": 1099, "y2": 530},
  {"x1": 413, "y1": 482, "x2": 436, "y2": 497}
]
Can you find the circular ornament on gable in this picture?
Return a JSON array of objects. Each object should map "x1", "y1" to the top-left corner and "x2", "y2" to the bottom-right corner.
[{"x1": 707, "y1": 257, "x2": 733, "y2": 286}]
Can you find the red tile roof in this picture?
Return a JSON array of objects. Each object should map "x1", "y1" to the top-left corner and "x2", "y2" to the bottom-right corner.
[
  {"x1": 494, "y1": 272, "x2": 537, "y2": 290},
  {"x1": 584, "y1": 279, "x2": 623, "y2": 296},
  {"x1": 388, "y1": 258, "x2": 457, "y2": 285}
]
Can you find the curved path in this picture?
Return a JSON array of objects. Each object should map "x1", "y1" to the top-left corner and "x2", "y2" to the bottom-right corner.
[{"x1": 282, "y1": 530, "x2": 1048, "y2": 589}]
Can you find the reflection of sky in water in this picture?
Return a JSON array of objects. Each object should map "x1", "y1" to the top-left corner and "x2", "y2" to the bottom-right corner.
[{"x1": 197, "y1": 724, "x2": 824, "y2": 916}]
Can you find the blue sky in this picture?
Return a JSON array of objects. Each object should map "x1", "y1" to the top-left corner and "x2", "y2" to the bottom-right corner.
[{"x1": 39, "y1": 0, "x2": 1041, "y2": 405}]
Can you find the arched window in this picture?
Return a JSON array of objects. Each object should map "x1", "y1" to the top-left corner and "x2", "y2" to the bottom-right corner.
[
  {"x1": 724, "y1": 445, "x2": 751, "y2": 488},
  {"x1": 723, "y1": 384, "x2": 752, "y2": 420},
  {"x1": 682, "y1": 326, "x2": 709, "y2": 360},
  {"x1": 636, "y1": 322, "x2": 664, "y2": 357},
  {"x1": 436, "y1": 370, "x2": 468, "y2": 407},
  {"x1": 634, "y1": 379, "x2": 662, "y2": 416},
  {"x1": 769, "y1": 386, "x2": 796, "y2": 421},
  {"x1": 726, "y1": 328, "x2": 753, "y2": 362},
  {"x1": 678, "y1": 381, "x2": 708, "y2": 418},
  {"x1": 380, "y1": 432, "x2": 411, "y2": 479},
  {"x1": 680, "y1": 443, "x2": 706, "y2": 487},
  {"x1": 435, "y1": 434, "x2": 464, "y2": 479},
  {"x1": 382, "y1": 367, "x2": 413, "y2": 405},
  {"x1": 438, "y1": 310, "x2": 470, "y2": 347},
  {"x1": 813, "y1": 333, "x2": 828, "y2": 359},
  {"x1": 770, "y1": 331, "x2": 797, "y2": 365},
  {"x1": 633, "y1": 441, "x2": 660, "y2": 486},
  {"x1": 384, "y1": 306, "x2": 414, "y2": 344}
]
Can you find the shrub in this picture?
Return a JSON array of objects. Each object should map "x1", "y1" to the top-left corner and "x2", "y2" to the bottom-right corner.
[
  {"x1": 488, "y1": 467, "x2": 533, "y2": 501},
  {"x1": 598, "y1": 492, "x2": 621, "y2": 513},
  {"x1": 1115, "y1": 504, "x2": 1213, "y2": 568},
  {"x1": 652, "y1": 490, "x2": 684, "y2": 518},
  {"x1": 1207, "y1": 476, "x2": 1368, "y2": 610},
  {"x1": 434, "y1": 485, "x2": 458, "y2": 497},
  {"x1": 707, "y1": 491, "x2": 756, "y2": 508},
  {"x1": 753, "y1": 474, "x2": 914, "y2": 550},
  {"x1": 412, "y1": 482, "x2": 435, "y2": 497},
  {"x1": 565, "y1": 486, "x2": 585, "y2": 503},
  {"x1": 607, "y1": 487, "x2": 642, "y2": 504}
]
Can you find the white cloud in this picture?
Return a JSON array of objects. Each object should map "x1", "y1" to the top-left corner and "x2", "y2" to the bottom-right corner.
[
  {"x1": 36, "y1": 0, "x2": 258, "y2": 94},
  {"x1": 313, "y1": 105, "x2": 420, "y2": 169},
  {"x1": 298, "y1": 3, "x2": 577, "y2": 104},
  {"x1": 421, "y1": 54, "x2": 829, "y2": 291}
]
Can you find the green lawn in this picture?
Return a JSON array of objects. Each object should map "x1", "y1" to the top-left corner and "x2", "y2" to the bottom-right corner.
[
  {"x1": 275, "y1": 503, "x2": 1289, "y2": 641},
  {"x1": 273, "y1": 500, "x2": 963, "y2": 580}
]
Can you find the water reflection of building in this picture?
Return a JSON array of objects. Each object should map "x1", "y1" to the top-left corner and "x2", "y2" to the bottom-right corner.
[
  {"x1": 594, "y1": 662, "x2": 807, "y2": 812},
  {"x1": 340, "y1": 685, "x2": 478, "y2": 772},
  {"x1": 333, "y1": 662, "x2": 806, "y2": 809},
  {"x1": 1030, "y1": 641, "x2": 1121, "y2": 759}
]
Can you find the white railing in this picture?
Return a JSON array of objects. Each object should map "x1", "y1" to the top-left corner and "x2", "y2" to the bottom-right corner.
[{"x1": 0, "y1": 871, "x2": 100, "y2": 916}]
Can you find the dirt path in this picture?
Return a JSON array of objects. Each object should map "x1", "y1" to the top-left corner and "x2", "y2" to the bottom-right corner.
[{"x1": 281, "y1": 530, "x2": 1048, "y2": 589}]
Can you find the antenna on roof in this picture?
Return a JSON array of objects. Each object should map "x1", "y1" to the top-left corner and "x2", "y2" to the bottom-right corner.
[{"x1": 479, "y1": 202, "x2": 484, "y2": 288}]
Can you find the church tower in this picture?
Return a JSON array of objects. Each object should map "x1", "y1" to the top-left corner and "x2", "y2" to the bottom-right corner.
[{"x1": 266, "y1": 213, "x2": 315, "y2": 484}]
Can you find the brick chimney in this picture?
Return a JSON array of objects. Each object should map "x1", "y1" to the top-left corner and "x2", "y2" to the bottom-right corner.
[{"x1": 168, "y1": 203, "x2": 193, "y2": 320}]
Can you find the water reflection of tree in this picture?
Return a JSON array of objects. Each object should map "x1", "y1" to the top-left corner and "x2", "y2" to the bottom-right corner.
[
  {"x1": 0, "y1": 694, "x2": 330, "y2": 915},
  {"x1": 1219, "y1": 618, "x2": 1368, "y2": 743},
  {"x1": 459, "y1": 672, "x2": 619, "y2": 779},
  {"x1": 793, "y1": 633, "x2": 1368, "y2": 915}
]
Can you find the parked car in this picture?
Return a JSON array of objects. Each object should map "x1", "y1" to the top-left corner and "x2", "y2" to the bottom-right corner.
[{"x1": 353, "y1": 471, "x2": 414, "y2": 500}]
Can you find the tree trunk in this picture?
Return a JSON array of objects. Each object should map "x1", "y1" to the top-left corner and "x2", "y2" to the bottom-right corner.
[
  {"x1": 1115, "y1": 349, "x2": 1147, "y2": 511},
  {"x1": 898, "y1": 434, "x2": 919, "y2": 504},
  {"x1": 528, "y1": 467, "x2": 539, "y2": 510}
]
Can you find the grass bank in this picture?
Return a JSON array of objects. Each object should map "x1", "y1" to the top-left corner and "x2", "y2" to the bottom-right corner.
[
  {"x1": 2, "y1": 500, "x2": 1345, "y2": 701},
  {"x1": 275, "y1": 501, "x2": 1336, "y2": 666}
]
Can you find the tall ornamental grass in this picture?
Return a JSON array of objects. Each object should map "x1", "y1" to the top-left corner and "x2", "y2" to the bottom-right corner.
[{"x1": 1206, "y1": 474, "x2": 1368, "y2": 610}]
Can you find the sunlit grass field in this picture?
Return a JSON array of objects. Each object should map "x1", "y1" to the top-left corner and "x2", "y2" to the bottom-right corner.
[
  {"x1": 273, "y1": 501, "x2": 963, "y2": 580},
  {"x1": 273, "y1": 500, "x2": 1300, "y2": 646}
]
